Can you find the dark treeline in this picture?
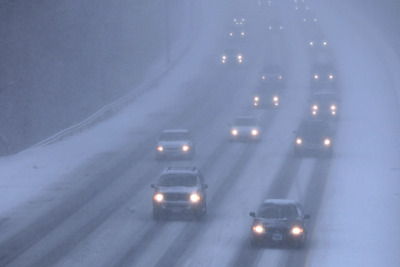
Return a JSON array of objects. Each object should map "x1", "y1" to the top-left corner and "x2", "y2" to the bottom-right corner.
[{"x1": 0, "y1": 0, "x2": 187, "y2": 154}]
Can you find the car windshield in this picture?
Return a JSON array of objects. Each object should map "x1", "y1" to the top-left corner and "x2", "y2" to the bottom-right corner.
[
  {"x1": 312, "y1": 94, "x2": 337, "y2": 103},
  {"x1": 159, "y1": 174, "x2": 198, "y2": 187},
  {"x1": 261, "y1": 65, "x2": 282, "y2": 75},
  {"x1": 258, "y1": 204, "x2": 299, "y2": 220},
  {"x1": 159, "y1": 132, "x2": 190, "y2": 141},
  {"x1": 234, "y1": 118, "x2": 256, "y2": 126}
]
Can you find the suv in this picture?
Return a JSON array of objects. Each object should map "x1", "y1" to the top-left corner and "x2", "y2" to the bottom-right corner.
[
  {"x1": 249, "y1": 199, "x2": 310, "y2": 248},
  {"x1": 294, "y1": 119, "x2": 333, "y2": 157},
  {"x1": 151, "y1": 167, "x2": 208, "y2": 221},
  {"x1": 155, "y1": 129, "x2": 195, "y2": 160}
]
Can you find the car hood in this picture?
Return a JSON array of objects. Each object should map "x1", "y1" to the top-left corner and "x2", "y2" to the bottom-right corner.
[
  {"x1": 256, "y1": 218, "x2": 302, "y2": 229},
  {"x1": 157, "y1": 186, "x2": 198, "y2": 194},
  {"x1": 158, "y1": 141, "x2": 189, "y2": 147}
]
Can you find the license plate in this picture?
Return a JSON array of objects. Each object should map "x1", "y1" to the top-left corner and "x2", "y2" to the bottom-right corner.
[
  {"x1": 272, "y1": 234, "x2": 283, "y2": 241},
  {"x1": 171, "y1": 207, "x2": 182, "y2": 213}
]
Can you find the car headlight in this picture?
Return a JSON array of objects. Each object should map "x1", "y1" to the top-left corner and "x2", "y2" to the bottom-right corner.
[
  {"x1": 278, "y1": 75, "x2": 283, "y2": 80},
  {"x1": 154, "y1": 193, "x2": 164, "y2": 202},
  {"x1": 323, "y1": 41, "x2": 328, "y2": 46},
  {"x1": 229, "y1": 32, "x2": 233, "y2": 37},
  {"x1": 296, "y1": 138, "x2": 302, "y2": 145},
  {"x1": 324, "y1": 138, "x2": 331, "y2": 146},
  {"x1": 261, "y1": 75, "x2": 266, "y2": 80},
  {"x1": 290, "y1": 226, "x2": 304, "y2": 235},
  {"x1": 314, "y1": 74, "x2": 319, "y2": 80},
  {"x1": 273, "y1": 96, "x2": 279, "y2": 102},
  {"x1": 313, "y1": 105, "x2": 318, "y2": 110},
  {"x1": 331, "y1": 105, "x2": 336, "y2": 110},
  {"x1": 241, "y1": 32, "x2": 245, "y2": 36},
  {"x1": 190, "y1": 193, "x2": 201, "y2": 203},
  {"x1": 309, "y1": 41, "x2": 314, "y2": 46},
  {"x1": 254, "y1": 96, "x2": 259, "y2": 102},
  {"x1": 157, "y1": 146, "x2": 164, "y2": 152},
  {"x1": 251, "y1": 129, "x2": 258, "y2": 136},
  {"x1": 329, "y1": 74, "x2": 334, "y2": 80},
  {"x1": 182, "y1": 145, "x2": 190, "y2": 152},
  {"x1": 252, "y1": 224, "x2": 265, "y2": 234},
  {"x1": 231, "y1": 129, "x2": 238, "y2": 136}
]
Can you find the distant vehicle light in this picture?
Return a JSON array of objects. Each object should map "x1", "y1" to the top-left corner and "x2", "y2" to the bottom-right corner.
[
  {"x1": 324, "y1": 138, "x2": 331, "y2": 146},
  {"x1": 157, "y1": 146, "x2": 164, "y2": 152},
  {"x1": 273, "y1": 96, "x2": 279, "y2": 102},
  {"x1": 313, "y1": 105, "x2": 318, "y2": 110},
  {"x1": 232, "y1": 129, "x2": 238, "y2": 136},
  {"x1": 331, "y1": 105, "x2": 337, "y2": 110},
  {"x1": 182, "y1": 145, "x2": 190, "y2": 152},
  {"x1": 296, "y1": 138, "x2": 302, "y2": 145},
  {"x1": 314, "y1": 74, "x2": 319, "y2": 80},
  {"x1": 254, "y1": 96, "x2": 260, "y2": 102},
  {"x1": 329, "y1": 74, "x2": 334, "y2": 80},
  {"x1": 251, "y1": 129, "x2": 259, "y2": 136}
]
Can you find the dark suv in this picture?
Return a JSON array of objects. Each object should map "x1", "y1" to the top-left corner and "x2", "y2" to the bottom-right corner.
[
  {"x1": 249, "y1": 199, "x2": 310, "y2": 248},
  {"x1": 151, "y1": 167, "x2": 208, "y2": 221}
]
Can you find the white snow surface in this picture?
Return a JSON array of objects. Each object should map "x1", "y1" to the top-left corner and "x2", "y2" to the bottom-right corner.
[{"x1": 0, "y1": 0, "x2": 399, "y2": 266}]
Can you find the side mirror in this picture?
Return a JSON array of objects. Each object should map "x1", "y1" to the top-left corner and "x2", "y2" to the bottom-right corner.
[
  {"x1": 304, "y1": 214, "x2": 310, "y2": 220},
  {"x1": 249, "y1": 212, "x2": 256, "y2": 217},
  {"x1": 202, "y1": 184, "x2": 208, "y2": 189}
]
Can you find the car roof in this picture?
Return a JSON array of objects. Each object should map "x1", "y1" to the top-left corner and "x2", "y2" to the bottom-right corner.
[
  {"x1": 162, "y1": 166, "x2": 199, "y2": 175},
  {"x1": 161, "y1": 129, "x2": 190, "y2": 134},
  {"x1": 262, "y1": 199, "x2": 300, "y2": 206}
]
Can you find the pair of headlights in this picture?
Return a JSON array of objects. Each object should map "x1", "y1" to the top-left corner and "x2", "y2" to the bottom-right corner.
[
  {"x1": 157, "y1": 145, "x2": 190, "y2": 152},
  {"x1": 296, "y1": 138, "x2": 331, "y2": 146},
  {"x1": 153, "y1": 193, "x2": 201, "y2": 203},
  {"x1": 231, "y1": 129, "x2": 259, "y2": 136},
  {"x1": 252, "y1": 225, "x2": 304, "y2": 235}
]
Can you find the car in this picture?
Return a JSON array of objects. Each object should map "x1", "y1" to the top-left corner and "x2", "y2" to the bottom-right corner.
[
  {"x1": 221, "y1": 47, "x2": 244, "y2": 65},
  {"x1": 266, "y1": 19, "x2": 284, "y2": 33},
  {"x1": 228, "y1": 28, "x2": 246, "y2": 41},
  {"x1": 311, "y1": 62, "x2": 337, "y2": 90},
  {"x1": 308, "y1": 34, "x2": 329, "y2": 51},
  {"x1": 155, "y1": 129, "x2": 195, "y2": 160},
  {"x1": 230, "y1": 117, "x2": 261, "y2": 141},
  {"x1": 259, "y1": 64, "x2": 285, "y2": 89},
  {"x1": 232, "y1": 16, "x2": 246, "y2": 26},
  {"x1": 294, "y1": 119, "x2": 334, "y2": 157},
  {"x1": 151, "y1": 167, "x2": 208, "y2": 221},
  {"x1": 309, "y1": 91, "x2": 339, "y2": 119},
  {"x1": 253, "y1": 90, "x2": 279, "y2": 108},
  {"x1": 250, "y1": 199, "x2": 310, "y2": 248}
]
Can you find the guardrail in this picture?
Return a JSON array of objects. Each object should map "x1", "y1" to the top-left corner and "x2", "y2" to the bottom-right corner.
[{"x1": 29, "y1": 3, "x2": 200, "y2": 150}]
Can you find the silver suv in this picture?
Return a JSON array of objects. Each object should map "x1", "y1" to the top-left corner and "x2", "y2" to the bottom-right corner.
[{"x1": 151, "y1": 167, "x2": 208, "y2": 221}]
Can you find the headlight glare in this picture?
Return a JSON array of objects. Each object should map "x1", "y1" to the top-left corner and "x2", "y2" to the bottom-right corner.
[
  {"x1": 290, "y1": 226, "x2": 304, "y2": 235},
  {"x1": 252, "y1": 224, "x2": 265, "y2": 234},
  {"x1": 190, "y1": 193, "x2": 201, "y2": 203},
  {"x1": 154, "y1": 193, "x2": 164, "y2": 202}
]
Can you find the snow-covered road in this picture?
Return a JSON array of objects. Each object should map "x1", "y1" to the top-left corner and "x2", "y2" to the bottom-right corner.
[{"x1": 0, "y1": 0, "x2": 399, "y2": 266}]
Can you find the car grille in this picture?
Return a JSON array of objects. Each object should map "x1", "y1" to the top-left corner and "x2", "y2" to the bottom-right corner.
[{"x1": 163, "y1": 193, "x2": 190, "y2": 201}]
